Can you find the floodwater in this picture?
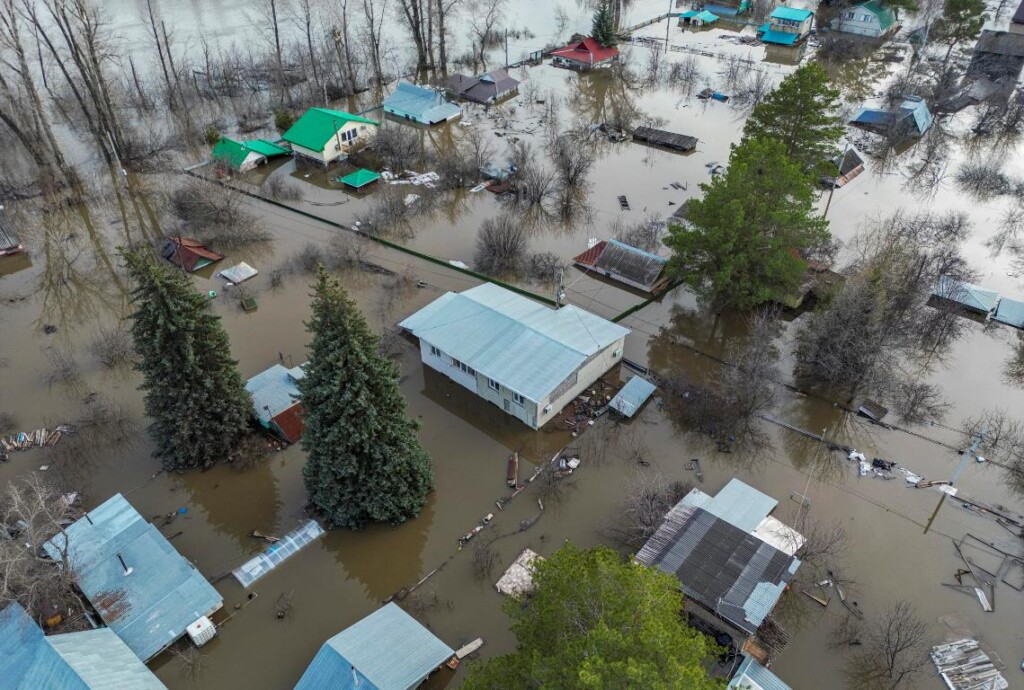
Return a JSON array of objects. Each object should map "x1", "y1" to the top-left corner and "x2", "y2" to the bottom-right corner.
[{"x1": 3, "y1": 8, "x2": 1024, "y2": 690}]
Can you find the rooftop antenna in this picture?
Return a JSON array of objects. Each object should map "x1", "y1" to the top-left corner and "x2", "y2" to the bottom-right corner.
[{"x1": 116, "y1": 552, "x2": 133, "y2": 576}]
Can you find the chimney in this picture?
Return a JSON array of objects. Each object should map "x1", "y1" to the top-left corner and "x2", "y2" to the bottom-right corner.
[{"x1": 116, "y1": 552, "x2": 133, "y2": 576}]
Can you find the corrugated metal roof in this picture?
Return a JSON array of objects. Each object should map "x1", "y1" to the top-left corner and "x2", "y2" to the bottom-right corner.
[
  {"x1": 246, "y1": 363, "x2": 304, "y2": 423},
  {"x1": 609, "y1": 376, "x2": 657, "y2": 417},
  {"x1": 705, "y1": 479, "x2": 779, "y2": 533},
  {"x1": 282, "y1": 108, "x2": 379, "y2": 152},
  {"x1": 994, "y1": 297, "x2": 1024, "y2": 327},
  {"x1": 245, "y1": 139, "x2": 291, "y2": 157},
  {"x1": 900, "y1": 96, "x2": 933, "y2": 134},
  {"x1": 43, "y1": 494, "x2": 223, "y2": 662},
  {"x1": 635, "y1": 504, "x2": 800, "y2": 634},
  {"x1": 592, "y1": 239, "x2": 668, "y2": 290},
  {"x1": 384, "y1": 82, "x2": 462, "y2": 122},
  {"x1": 0, "y1": 603, "x2": 166, "y2": 690},
  {"x1": 770, "y1": 6, "x2": 813, "y2": 21},
  {"x1": 398, "y1": 284, "x2": 628, "y2": 402},
  {"x1": 729, "y1": 656, "x2": 793, "y2": 690},
  {"x1": 212, "y1": 137, "x2": 260, "y2": 169},
  {"x1": 0, "y1": 207, "x2": 23, "y2": 254},
  {"x1": 933, "y1": 275, "x2": 999, "y2": 313},
  {"x1": 551, "y1": 37, "x2": 620, "y2": 64},
  {"x1": 761, "y1": 29, "x2": 800, "y2": 45},
  {"x1": 294, "y1": 603, "x2": 454, "y2": 690}
]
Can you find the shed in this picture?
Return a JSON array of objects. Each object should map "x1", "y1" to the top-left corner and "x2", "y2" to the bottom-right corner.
[
  {"x1": 42, "y1": 494, "x2": 223, "y2": 662},
  {"x1": 932, "y1": 275, "x2": 999, "y2": 314},
  {"x1": 680, "y1": 9, "x2": 720, "y2": 25},
  {"x1": 246, "y1": 363, "x2": 306, "y2": 443},
  {"x1": 0, "y1": 603, "x2": 168, "y2": 690},
  {"x1": 632, "y1": 126, "x2": 698, "y2": 152},
  {"x1": 857, "y1": 399, "x2": 889, "y2": 421},
  {"x1": 704, "y1": 0, "x2": 751, "y2": 16},
  {"x1": 551, "y1": 37, "x2": 620, "y2": 69},
  {"x1": 851, "y1": 96, "x2": 932, "y2": 138},
  {"x1": 820, "y1": 147, "x2": 865, "y2": 188},
  {"x1": 244, "y1": 139, "x2": 292, "y2": 157},
  {"x1": 212, "y1": 137, "x2": 266, "y2": 172},
  {"x1": 608, "y1": 376, "x2": 657, "y2": 417},
  {"x1": 282, "y1": 108, "x2": 380, "y2": 165},
  {"x1": 384, "y1": 82, "x2": 462, "y2": 124},
  {"x1": 728, "y1": 655, "x2": 793, "y2": 690},
  {"x1": 338, "y1": 168, "x2": 382, "y2": 189},
  {"x1": 293, "y1": 603, "x2": 454, "y2": 690},
  {"x1": 994, "y1": 297, "x2": 1024, "y2": 327},
  {"x1": 159, "y1": 237, "x2": 224, "y2": 272},
  {"x1": 495, "y1": 548, "x2": 544, "y2": 596},
  {"x1": 573, "y1": 239, "x2": 670, "y2": 293},
  {"x1": 218, "y1": 262, "x2": 258, "y2": 284},
  {"x1": 0, "y1": 206, "x2": 24, "y2": 256},
  {"x1": 446, "y1": 69, "x2": 520, "y2": 104}
]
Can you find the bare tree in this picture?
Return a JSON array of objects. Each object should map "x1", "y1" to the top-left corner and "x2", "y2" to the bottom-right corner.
[
  {"x1": 467, "y1": 0, "x2": 504, "y2": 70},
  {"x1": 615, "y1": 216, "x2": 665, "y2": 253},
  {"x1": 362, "y1": 0, "x2": 388, "y2": 86},
  {"x1": 961, "y1": 408, "x2": 1024, "y2": 493},
  {"x1": 171, "y1": 178, "x2": 269, "y2": 247},
  {"x1": 843, "y1": 601, "x2": 928, "y2": 690},
  {"x1": 373, "y1": 124, "x2": 423, "y2": 171},
  {"x1": 606, "y1": 474, "x2": 692, "y2": 550},
  {"x1": 474, "y1": 213, "x2": 527, "y2": 276}
]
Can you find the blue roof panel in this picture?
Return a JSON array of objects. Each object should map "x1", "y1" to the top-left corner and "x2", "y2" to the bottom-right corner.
[
  {"x1": 609, "y1": 376, "x2": 657, "y2": 417},
  {"x1": 933, "y1": 275, "x2": 999, "y2": 313},
  {"x1": 384, "y1": 82, "x2": 462, "y2": 122},
  {"x1": 729, "y1": 656, "x2": 793, "y2": 690},
  {"x1": 294, "y1": 604, "x2": 453, "y2": 690},
  {"x1": 43, "y1": 495, "x2": 222, "y2": 662},
  {"x1": 994, "y1": 297, "x2": 1024, "y2": 327},
  {"x1": 706, "y1": 478, "x2": 778, "y2": 533},
  {"x1": 761, "y1": 29, "x2": 800, "y2": 44}
]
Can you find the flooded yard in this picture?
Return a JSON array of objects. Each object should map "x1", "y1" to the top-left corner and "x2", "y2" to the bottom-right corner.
[{"x1": 3, "y1": 4, "x2": 1024, "y2": 689}]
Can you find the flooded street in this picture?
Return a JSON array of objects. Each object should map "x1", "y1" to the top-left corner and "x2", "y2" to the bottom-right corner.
[{"x1": 3, "y1": 3, "x2": 1024, "y2": 689}]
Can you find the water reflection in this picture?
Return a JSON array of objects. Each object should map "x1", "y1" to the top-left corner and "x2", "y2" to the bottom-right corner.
[{"x1": 180, "y1": 458, "x2": 284, "y2": 550}]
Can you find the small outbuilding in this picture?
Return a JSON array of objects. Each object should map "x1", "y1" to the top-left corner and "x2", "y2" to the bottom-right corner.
[
  {"x1": 384, "y1": 81, "x2": 462, "y2": 124},
  {"x1": 283, "y1": 108, "x2": 379, "y2": 165},
  {"x1": 931, "y1": 275, "x2": 999, "y2": 315},
  {"x1": 820, "y1": 147, "x2": 865, "y2": 188},
  {"x1": 573, "y1": 239, "x2": 670, "y2": 293},
  {"x1": 337, "y1": 168, "x2": 382, "y2": 189},
  {"x1": 831, "y1": 1, "x2": 897, "y2": 38},
  {"x1": 246, "y1": 363, "x2": 306, "y2": 443},
  {"x1": 679, "y1": 9, "x2": 720, "y2": 26},
  {"x1": 1, "y1": 603, "x2": 168, "y2": 690},
  {"x1": 293, "y1": 603, "x2": 454, "y2": 690},
  {"x1": 551, "y1": 37, "x2": 620, "y2": 69},
  {"x1": 43, "y1": 494, "x2": 223, "y2": 663},
  {"x1": 851, "y1": 96, "x2": 933, "y2": 138},
  {"x1": 631, "y1": 126, "x2": 698, "y2": 152},
  {"x1": 0, "y1": 206, "x2": 24, "y2": 256},
  {"x1": 212, "y1": 137, "x2": 290, "y2": 171},
  {"x1": 759, "y1": 6, "x2": 814, "y2": 45},
  {"x1": 495, "y1": 548, "x2": 544, "y2": 596},
  {"x1": 159, "y1": 237, "x2": 224, "y2": 272},
  {"x1": 994, "y1": 297, "x2": 1024, "y2": 328},
  {"x1": 446, "y1": 69, "x2": 520, "y2": 104},
  {"x1": 608, "y1": 376, "x2": 657, "y2": 418}
]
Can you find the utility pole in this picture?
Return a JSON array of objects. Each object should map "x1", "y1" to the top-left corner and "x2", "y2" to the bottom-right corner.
[
  {"x1": 822, "y1": 141, "x2": 849, "y2": 219},
  {"x1": 924, "y1": 423, "x2": 987, "y2": 534},
  {"x1": 504, "y1": 29, "x2": 509, "y2": 68},
  {"x1": 555, "y1": 269, "x2": 565, "y2": 308},
  {"x1": 666, "y1": 0, "x2": 673, "y2": 52}
]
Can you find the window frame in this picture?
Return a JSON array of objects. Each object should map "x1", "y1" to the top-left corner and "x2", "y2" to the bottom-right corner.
[
  {"x1": 488, "y1": 378, "x2": 501, "y2": 392},
  {"x1": 512, "y1": 391, "x2": 525, "y2": 406},
  {"x1": 430, "y1": 345, "x2": 441, "y2": 358}
]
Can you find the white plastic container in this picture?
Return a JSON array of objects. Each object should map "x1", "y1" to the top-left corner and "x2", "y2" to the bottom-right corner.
[{"x1": 186, "y1": 616, "x2": 217, "y2": 647}]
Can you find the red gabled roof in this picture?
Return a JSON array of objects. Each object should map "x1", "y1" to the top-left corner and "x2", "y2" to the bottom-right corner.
[
  {"x1": 161, "y1": 237, "x2": 225, "y2": 272},
  {"x1": 551, "y1": 37, "x2": 620, "y2": 65},
  {"x1": 573, "y1": 240, "x2": 608, "y2": 266},
  {"x1": 272, "y1": 403, "x2": 305, "y2": 444}
]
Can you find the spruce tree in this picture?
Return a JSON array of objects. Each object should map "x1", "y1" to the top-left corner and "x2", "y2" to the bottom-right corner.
[
  {"x1": 121, "y1": 247, "x2": 252, "y2": 471},
  {"x1": 298, "y1": 269, "x2": 433, "y2": 528},
  {"x1": 592, "y1": 3, "x2": 616, "y2": 46}
]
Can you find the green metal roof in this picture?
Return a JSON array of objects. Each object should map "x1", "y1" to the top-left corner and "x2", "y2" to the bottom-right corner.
[
  {"x1": 762, "y1": 28, "x2": 801, "y2": 44},
  {"x1": 338, "y1": 168, "x2": 382, "y2": 188},
  {"x1": 770, "y1": 6, "x2": 813, "y2": 21},
  {"x1": 282, "y1": 108, "x2": 379, "y2": 152},
  {"x1": 859, "y1": 1, "x2": 896, "y2": 30},
  {"x1": 211, "y1": 137, "x2": 254, "y2": 169},
  {"x1": 245, "y1": 139, "x2": 291, "y2": 157}
]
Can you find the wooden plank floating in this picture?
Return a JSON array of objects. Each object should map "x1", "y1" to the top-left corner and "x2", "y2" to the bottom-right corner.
[
  {"x1": 631, "y1": 126, "x2": 698, "y2": 152},
  {"x1": 455, "y1": 638, "x2": 484, "y2": 659}
]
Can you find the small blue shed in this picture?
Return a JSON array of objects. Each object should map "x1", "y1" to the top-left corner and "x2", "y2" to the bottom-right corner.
[
  {"x1": 609, "y1": 376, "x2": 657, "y2": 417},
  {"x1": 994, "y1": 297, "x2": 1024, "y2": 328},
  {"x1": 294, "y1": 603, "x2": 455, "y2": 690},
  {"x1": 43, "y1": 494, "x2": 223, "y2": 662},
  {"x1": 0, "y1": 603, "x2": 167, "y2": 689},
  {"x1": 384, "y1": 82, "x2": 462, "y2": 125},
  {"x1": 932, "y1": 275, "x2": 999, "y2": 315}
]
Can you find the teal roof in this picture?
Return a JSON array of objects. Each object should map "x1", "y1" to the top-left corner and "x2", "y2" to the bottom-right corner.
[
  {"x1": 282, "y1": 108, "x2": 380, "y2": 152},
  {"x1": 0, "y1": 603, "x2": 166, "y2": 689},
  {"x1": 770, "y1": 6, "x2": 813, "y2": 21},
  {"x1": 994, "y1": 297, "x2": 1024, "y2": 327},
  {"x1": 43, "y1": 494, "x2": 223, "y2": 662},
  {"x1": 211, "y1": 137, "x2": 257, "y2": 169},
  {"x1": 398, "y1": 283, "x2": 629, "y2": 403},
  {"x1": 294, "y1": 603, "x2": 454, "y2": 690},
  {"x1": 761, "y1": 28, "x2": 800, "y2": 44},
  {"x1": 681, "y1": 9, "x2": 719, "y2": 21},
  {"x1": 729, "y1": 656, "x2": 793, "y2": 690},
  {"x1": 384, "y1": 82, "x2": 462, "y2": 123},
  {"x1": 245, "y1": 139, "x2": 291, "y2": 157},
  {"x1": 932, "y1": 275, "x2": 998, "y2": 313},
  {"x1": 860, "y1": 1, "x2": 896, "y2": 30},
  {"x1": 338, "y1": 168, "x2": 382, "y2": 188}
]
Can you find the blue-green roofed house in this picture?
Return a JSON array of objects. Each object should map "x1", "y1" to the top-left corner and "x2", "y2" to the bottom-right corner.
[
  {"x1": 0, "y1": 603, "x2": 167, "y2": 689},
  {"x1": 851, "y1": 96, "x2": 932, "y2": 138},
  {"x1": 384, "y1": 82, "x2": 462, "y2": 125},
  {"x1": 831, "y1": 1, "x2": 898, "y2": 38},
  {"x1": 212, "y1": 138, "x2": 292, "y2": 172},
  {"x1": 282, "y1": 108, "x2": 380, "y2": 166},
  {"x1": 42, "y1": 494, "x2": 223, "y2": 663},
  {"x1": 705, "y1": 0, "x2": 750, "y2": 16},
  {"x1": 293, "y1": 603, "x2": 454, "y2": 690},
  {"x1": 728, "y1": 656, "x2": 793, "y2": 690},
  {"x1": 679, "y1": 9, "x2": 720, "y2": 26},
  {"x1": 760, "y1": 6, "x2": 814, "y2": 44}
]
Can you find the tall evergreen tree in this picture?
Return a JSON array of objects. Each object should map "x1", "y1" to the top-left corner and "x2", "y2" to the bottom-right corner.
[
  {"x1": 741, "y1": 62, "x2": 843, "y2": 178},
  {"x1": 121, "y1": 248, "x2": 251, "y2": 471},
  {"x1": 298, "y1": 269, "x2": 433, "y2": 528},
  {"x1": 592, "y1": 3, "x2": 616, "y2": 46}
]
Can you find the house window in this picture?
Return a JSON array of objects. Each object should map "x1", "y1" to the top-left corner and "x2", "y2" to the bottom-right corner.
[
  {"x1": 430, "y1": 345, "x2": 441, "y2": 357},
  {"x1": 512, "y1": 391, "x2": 525, "y2": 405},
  {"x1": 488, "y1": 378, "x2": 501, "y2": 392},
  {"x1": 340, "y1": 128, "x2": 357, "y2": 143},
  {"x1": 452, "y1": 358, "x2": 476, "y2": 376}
]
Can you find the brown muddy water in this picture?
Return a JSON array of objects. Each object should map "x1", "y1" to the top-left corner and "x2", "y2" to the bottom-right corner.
[{"x1": 3, "y1": 15, "x2": 1024, "y2": 690}]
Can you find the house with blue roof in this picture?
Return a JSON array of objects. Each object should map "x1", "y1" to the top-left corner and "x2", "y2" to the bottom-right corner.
[
  {"x1": 398, "y1": 283, "x2": 629, "y2": 429},
  {"x1": 851, "y1": 95, "x2": 933, "y2": 138},
  {"x1": 43, "y1": 494, "x2": 223, "y2": 663},
  {"x1": 728, "y1": 655, "x2": 793, "y2": 690},
  {"x1": 294, "y1": 603, "x2": 454, "y2": 690},
  {"x1": 384, "y1": 82, "x2": 462, "y2": 125},
  {"x1": 0, "y1": 602, "x2": 167, "y2": 689},
  {"x1": 759, "y1": 6, "x2": 814, "y2": 45},
  {"x1": 246, "y1": 362, "x2": 306, "y2": 443}
]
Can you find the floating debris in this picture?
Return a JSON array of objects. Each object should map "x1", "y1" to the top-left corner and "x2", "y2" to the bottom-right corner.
[
  {"x1": 930, "y1": 638, "x2": 1008, "y2": 690},
  {"x1": 0, "y1": 425, "x2": 75, "y2": 459},
  {"x1": 232, "y1": 520, "x2": 325, "y2": 587},
  {"x1": 495, "y1": 548, "x2": 543, "y2": 597}
]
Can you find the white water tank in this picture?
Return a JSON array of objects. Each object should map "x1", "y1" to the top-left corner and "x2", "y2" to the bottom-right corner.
[{"x1": 186, "y1": 616, "x2": 217, "y2": 647}]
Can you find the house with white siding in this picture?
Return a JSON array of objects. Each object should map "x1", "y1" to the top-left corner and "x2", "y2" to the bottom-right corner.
[
  {"x1": 399, "y1": 283, "x2": 629, "y2": 429},
  {"x1": 282, "y1": 108, "x2": 379, "y2": 166},
  {"x1": 831, "y1": 1, "x2": 897, "y2": 38}
]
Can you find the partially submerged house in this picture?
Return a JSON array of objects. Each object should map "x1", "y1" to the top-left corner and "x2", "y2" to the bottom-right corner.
[
  {"x1": 246, "y1": 363, "x2": 306, "y2": 443},
  {"x1": 820, "y1": 147, "x2": 865, "y2": 188},
  {"x1": 159, "y1": 237, "x2": 224, "y2": 272},
  {"x1": 43, "y1": 494, "x2": 223, "y2": 663},
  {"x1": 0, "y1": 603, "x2": 168, "y2": 690},
  {"x1": 636, "y1": 479, "x2": 803, "y2": 661},
  {"x1": 931, "y1": 275, "x2": 1000, "y2": 316},
  {"x1": 631, "y1": 126, "x2": 698, "y2": 152},
  {"x1": 398, "y1": 283, "x2": 629, "y2": 429},
  {"x1": 573, "y1": 239, "x2": 670, "y2": 293},
  {"x1": 851, "y1": 95, "x2": 933, "y2": 138},
  {"x1": 211, "y1": 137, "x2": 290, "y2": 171},
  {"x1": 383, "y1": 82, "x2": 462, "y2": 124},
  {"x1": 697, "y1": 0, "x2": 751, "y2": 17},
  {"x1": 679, "y1": 9, "x2": 720, "y2": 26},
  {"x1": 282, "y1": 108, "x2": 379, "y2": 165},
  {"x1": 551, "y1": 37, "x2": 620, "y2": 69},
  {"x1": 759, "y1": 7, "x2": 814, "y2": 45},
  {"x1": 831, "y1": 1, "x2": 897, "y2": 38},
  {"x1": 293, "y1": 603, "x2": 454, "y2": 690},
  {"x1": 0, "y1": 206, "x2": 24, "y2": 256},
  {"x1": 446, "y1": 69, "x2": 520, "y2": 104},
  {"x1": 994, "y1": 297, "x2": 1024, "y2": 328},
  {"x1": 968, "y1": 29, "x2": 1024, "y2": 83}
]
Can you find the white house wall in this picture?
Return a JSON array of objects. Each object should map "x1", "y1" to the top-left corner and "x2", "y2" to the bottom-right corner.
[
  {"x1": 832, "y1": 12, "x2": 882, "y2": 37},
  {"x1": 239, "y1": 152, "x2": 266, "y2": 172},
  {"x1": 291, "y1": 121, "x2": 377, "y2": 164},
  {"x1": 536, "y1": 336, "x2": 626, "y2": 428}
]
